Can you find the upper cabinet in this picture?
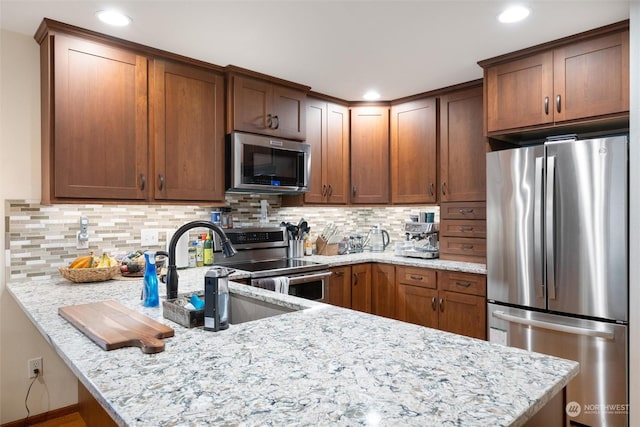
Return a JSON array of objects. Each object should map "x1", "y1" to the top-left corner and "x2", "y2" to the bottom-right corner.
[
  {"x1": 36, "y1": 19, "x2": 227, "y2": 204},
  {"x1": 480, "y1": 21, "x2": 629, "y2": 137},
  {"x1": 350, "y1": 106, "x2": 390, "y2": 204},
  {"x1": 439, "y1": 85, "x2": 486, "y2": 202},
  {"x1": 40, "y1": 31, "x2": 149, "y2": 202},
  {"x1": 226, "y1": 68, "x2": 310, "y2": 141},
  {"x1": 152, "y1": 60, "x2": 226, "y2": 202},
  {"x1": 390, "y1": 98, "x2": 437, "y2": 204},
  {"x1": 304, "y1": 98, "x2": 350, "y2": 204}
]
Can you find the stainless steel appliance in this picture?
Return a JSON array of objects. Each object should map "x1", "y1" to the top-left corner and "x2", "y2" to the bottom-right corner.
[
  {"x1": 213, "y1": 227, "x2": 330, "y2": 302},
  {"x1": 400, "y1": 222, "x2": 439, "y2": 259},
  {"x1": 486, "y1": 134, "x2": 628, "y2": 427},
  {"x1": 226, "y1": 132, "x2": 311, "y2": 194}
]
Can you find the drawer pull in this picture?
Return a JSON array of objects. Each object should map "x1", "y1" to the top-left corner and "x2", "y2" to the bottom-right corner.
[
  {"x1": 455, "y1": 281, "x2": 472, "y2": 287},
  {"x1": 462, "y1": 245, "x2": 474, "y2": 250},
  {"x1": 409, "y1": 275, "x2": 423, "y2": 281},
  {"x1": 459, "y1": 208, "x2": 474, "y2": 214},
  {"x1": 333, "y1": 271, "x2": 344, "y2": 277},
  {"x1": 439, "y1": 298, "x2": 444, "y2": 312},
  {"x1": 431, "y1": 297, "x2": 436, "y2": 311},
  {"x1": 459, "y1": 226, "x2": 474, "y2": 232}
]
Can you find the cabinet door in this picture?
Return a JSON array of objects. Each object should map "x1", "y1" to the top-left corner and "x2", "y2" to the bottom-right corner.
[
  {"x1": 438, "y1": 290, "x2": 486, "y2": 340},
  {"x1": 325, "y1": 103, "x2": 350, "y2": 204},
  {"x1": 53, "y1": 35, "x2": 148, "y2": 200},
  {"x1": 485, "y1": 51, "x2": 554, "y2": 133},
  {"x1": 440, "y1": 86, "x2": 486, "y2": 202},
  {"x1": 554, "y1": 30, "x2": 629, "y2": 122},
  {"x1": 397, "y1": 284, "x2": 438, "y2": 328},
  {"x1": 350, "y1": 106, "x2": 390, "y2": 204},
  {"x1": 303, "y1": 99, "x2": 326, "y2": 204},
  {"x1": 231, "y1": 75, "x2": 271, "y2": 135},
  {"x1": 371, "y1": 264, "x2": 396, "y2": 319},
  {"x1": 153, "y1": 60, "x2": 225, "y2": 201},
  {"x1": 328, "y1": 266, "x2": 351, "y2": 308},
  {"x1": 271, "y1": 85, "x2": 306, "y2": 140},
  {"x1": 351, "y1": 264, "x2": 372, "y2": 313},
  {"x1": 391, "y1": 98, "x2": 437, "y2": 203}
]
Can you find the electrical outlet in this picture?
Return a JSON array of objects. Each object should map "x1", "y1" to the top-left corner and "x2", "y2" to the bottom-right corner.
[
  {"x1": 28, "y1": 357, "x2": 42, "y2": 378},
  {"x1": 141, "y1": 229, "x2": 159, "y2": 246}
]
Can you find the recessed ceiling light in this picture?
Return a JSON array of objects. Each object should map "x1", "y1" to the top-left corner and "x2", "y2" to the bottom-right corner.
[
  {"x1": 96, "y1": 10, "x2": 132, "y2": 27},
  {"x1": 498, "y1": 5, "x2": 530, "y2": 23},
  {"x1": 363, "y1": 90, "x2": 381, "y2": 101}
]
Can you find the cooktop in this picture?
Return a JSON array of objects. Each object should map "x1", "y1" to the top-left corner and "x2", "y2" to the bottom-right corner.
[{"x1": 219, "y1": 258, "x2": 329, "y2": 278}]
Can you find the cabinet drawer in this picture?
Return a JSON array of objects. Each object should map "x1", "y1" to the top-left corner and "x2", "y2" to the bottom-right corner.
[
  {"x1": 439, "y1": 237, "x2": 487, "y2": 259},
  {"x1": 439, "y1": 271, "x2": 486, "y2": 297},
  {"x1": 396, "y1": 266, "x2": 436, "y2": 289},
  {"x1": 441, "y1": 202, "x2": 486, "y2": 219},
  {"x1": 440, "y1": 219, "x2": 486, "y2": 238}
]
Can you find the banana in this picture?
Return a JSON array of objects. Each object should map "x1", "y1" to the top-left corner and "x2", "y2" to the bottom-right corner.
[{"x1": 97, "y1": 253, "x2": 113, "y2": 268}]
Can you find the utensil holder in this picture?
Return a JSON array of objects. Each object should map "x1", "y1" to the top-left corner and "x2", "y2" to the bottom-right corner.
[{"x1": 288, "y1": 240, "x2": 304, "y2": 258}]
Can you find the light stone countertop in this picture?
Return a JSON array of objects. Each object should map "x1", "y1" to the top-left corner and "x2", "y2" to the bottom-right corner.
[{"x1": 8, "y1": 266, "x2": 577, "y2": 426}]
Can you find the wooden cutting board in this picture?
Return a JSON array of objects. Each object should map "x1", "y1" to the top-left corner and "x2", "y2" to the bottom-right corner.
[{"x1": 59, "y1": 300, "x2": 174, "y2": 354}]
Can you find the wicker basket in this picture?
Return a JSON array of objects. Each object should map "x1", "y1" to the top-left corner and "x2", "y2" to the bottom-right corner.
[{"x1": 58, "y1": 265, "x2": 120, "y2": 283}]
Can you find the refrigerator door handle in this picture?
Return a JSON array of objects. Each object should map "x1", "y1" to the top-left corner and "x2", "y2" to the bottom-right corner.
[
  {"x1": 534, "y1": 157, "x2": 544, "y2": 299},
  {"x1": 546, "y1": 155, "x2": 556, "y2": 300},
  {"x1": 492, "y1": 310, "x2": 615, "y2": 340}
]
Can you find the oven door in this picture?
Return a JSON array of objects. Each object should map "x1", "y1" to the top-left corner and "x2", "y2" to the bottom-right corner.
[{"x1": 287, "y1": 271, "x2": 331, "y2": 302}]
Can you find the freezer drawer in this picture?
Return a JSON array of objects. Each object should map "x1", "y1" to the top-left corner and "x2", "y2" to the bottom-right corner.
[{"x1": 488, "y1": 304, "x2": 628, "y2": 427}]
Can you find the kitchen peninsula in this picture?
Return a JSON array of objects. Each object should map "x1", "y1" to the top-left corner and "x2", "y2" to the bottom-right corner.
[{"x1": 8, "y1": 266, "x2": 577, "y2": 426}]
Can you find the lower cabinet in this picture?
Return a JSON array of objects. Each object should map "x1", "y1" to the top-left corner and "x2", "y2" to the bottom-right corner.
[
  {"x1": 371, "y1": 264, "x2": 396, "y2": 319},
  {"x1": 351, "y1": 264, "x2": 372, "y2": 313},
  {"x1": 328, "y1": 266, "x2": 351, "y2": 308}
]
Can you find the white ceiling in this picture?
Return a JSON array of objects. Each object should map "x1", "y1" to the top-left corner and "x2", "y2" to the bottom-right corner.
[{"x1": 0, "y1": 1, "x2": 630, "y2": 100}]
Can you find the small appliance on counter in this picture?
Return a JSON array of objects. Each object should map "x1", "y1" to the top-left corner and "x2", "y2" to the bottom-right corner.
[
  {"x1": 363, "y1": 225, "x2": 390, "y2": 252},
  {"x1": 400, "y1": 222, "x2": 439, "y2": 259}
]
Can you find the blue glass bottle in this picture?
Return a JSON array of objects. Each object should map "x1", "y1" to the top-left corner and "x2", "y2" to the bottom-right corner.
[{"x1": 142, "y1": 251, "x2": 159, "y2": 307}]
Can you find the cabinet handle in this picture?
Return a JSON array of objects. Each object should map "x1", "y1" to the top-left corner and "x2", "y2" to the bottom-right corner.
[
  {"x1": 459, "y1": 226, "x2": 474, "y2": 232},
  {"x1": 273, "y1": 115, "x2": 279, "y2": 129},
  {"x1": 266, "y1": 114, "x2": 273, "y2": 129},
  {"x1": 322, "y1": 184, "x2": 327, "y2": 197},
  {"x1": 544, "y1": 96, "x2": 549, "y2": 115},
  {"x1": 462, "y1": 244, "x2": 474, "y2": 250},
  {"x1": 556, "y1": 95, "x2": 561, "y2": 113},
  {"x1": 352, "y1": 186, "x2": 357, "y2": 197},
  {"x1": 327, "y1": 184, "x2": 333, "y2": 197},
  {"x1": 459, "y1": 208, "x2": 474, "y2": 214},
  {"x1": 333, "y1": 271, "x2": 345, "y2": 277},
  {"x1": 429, "y1": 182, "x2": 434, "y2": 197},
  {"x1": 140, "y1": 173, "x2": 146, "y2": 191},
  {"x1": 409, "y1": 275, "x2": 423, "y2": 281},
  {"x1": 353, "y1": 272, "x2": 359, "y2": 286},
  {"x1": 158, "y1": 174, "x2": 164, "y2": 191},
  {"x1": 455, "y1": 281, "x2": 472, "y2": 287},
  {"x1": 441, "y1": 182, "x2": 447, "y2": 195},
  {"x1": 439, "y1": 298, "x2": 444, "y2": 312},
  {"x1": 431, "y1": 297, "x2": 436, "y2": 311}
]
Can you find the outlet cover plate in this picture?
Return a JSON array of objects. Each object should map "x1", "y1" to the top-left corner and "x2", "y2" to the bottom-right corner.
[{"x1": 141, "y1": 229, "x2": 159, "y2": 246}]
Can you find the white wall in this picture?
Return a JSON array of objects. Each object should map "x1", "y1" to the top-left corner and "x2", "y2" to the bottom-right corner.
[
  {"x1": 629, "y1": 2, "x2": 639, "y2": 425},
  {"x1": 0, "y1": 29, "x2": 77, "y2": 424}
]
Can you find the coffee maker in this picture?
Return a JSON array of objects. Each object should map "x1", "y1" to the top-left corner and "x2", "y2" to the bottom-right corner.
[{"x1": 401, "y1": 222, "x2": 439, "y2": 259}]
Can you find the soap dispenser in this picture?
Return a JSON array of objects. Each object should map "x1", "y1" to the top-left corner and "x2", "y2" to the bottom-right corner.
[
  {"x1": 204, "y1": 267, "x2": 230, "y2": 331},
  {"x1": 142, "y1": 251, "x2": 159, "y2": 307}
]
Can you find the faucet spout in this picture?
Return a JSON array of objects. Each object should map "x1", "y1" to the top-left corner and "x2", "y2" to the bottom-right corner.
[{"x1": 166, "y1": 220, "x2": 237, "y2": 300}]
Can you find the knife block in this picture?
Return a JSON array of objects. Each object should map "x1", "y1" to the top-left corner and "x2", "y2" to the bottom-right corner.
[{"x1": 316, "y1": 236, "x2": 339, "y2": 256}]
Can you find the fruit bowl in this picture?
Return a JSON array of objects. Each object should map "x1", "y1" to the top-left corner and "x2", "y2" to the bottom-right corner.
[{"x1": 58, "y1": 265, "x2": 120, "y2": 283}]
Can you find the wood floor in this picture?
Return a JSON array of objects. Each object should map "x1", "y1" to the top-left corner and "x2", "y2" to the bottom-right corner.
[{"x1": 30, "y1": 413, "x2": 86, "y2": 427}]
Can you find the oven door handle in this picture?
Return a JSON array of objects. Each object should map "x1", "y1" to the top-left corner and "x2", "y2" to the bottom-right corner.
[{"x1": 287, "y1": 271, "x2": 332, "y2": 285}]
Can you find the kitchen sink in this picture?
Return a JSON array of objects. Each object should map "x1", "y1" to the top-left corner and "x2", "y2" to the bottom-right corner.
[{"x1": 228, "y1": 292, "x2": 297, "y2": 325}]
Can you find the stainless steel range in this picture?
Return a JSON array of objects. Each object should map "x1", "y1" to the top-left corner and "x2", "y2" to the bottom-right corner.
[{"x1": 212, "y1": 227, "x2": 330, "y2": 302}]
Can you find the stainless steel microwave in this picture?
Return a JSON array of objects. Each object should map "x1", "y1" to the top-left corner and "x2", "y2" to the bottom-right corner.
[{"x1": 226, "y1": 132, "x2": 311, "y2": 194}]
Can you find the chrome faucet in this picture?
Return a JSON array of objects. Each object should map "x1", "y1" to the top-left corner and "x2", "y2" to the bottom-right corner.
[{"x1": 166, "y1": 220, "x2": 237, "y2": 300}]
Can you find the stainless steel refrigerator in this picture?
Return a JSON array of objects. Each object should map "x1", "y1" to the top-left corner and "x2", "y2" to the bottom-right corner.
[{"x1": 486, "y1": 135, "x2": 628, "y2": 427}]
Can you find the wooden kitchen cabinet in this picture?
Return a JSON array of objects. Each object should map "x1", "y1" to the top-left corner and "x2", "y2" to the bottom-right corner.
[
  {"x1": 152, "y1": 60, "x2": 225, "y2": 202},
  {"x1": 390, "y1": 98, "x2": 437, "y2": 203},
  {"x1": 439, "y1": 86, "x2": 486, "y2": 202},
  {"x1": 439, "y1": 202, "x2": 487, "y2": 263},
  {"x1": 350, "y1": 106, "x2": 390, "y2": 204},
  {"x1": 396, "y1": 266, "x2": 486, "y2": 340},
  {"x1": 371, "y1": 263, "x2": 396, "y2": 319},
  {"x1": 38, "y1": 30, "x2": 149, "y2": 202},
  {"x1": 227, "y1": 68, "x2": 309, "y2": 141},
  {"x1": 481, "y1": 22, "x2": 629, "y2": 136},
  {"x1": 328, "y1": 266, "x2": 352, "y2": 308},
  {"x1": 304, "y1": 99, "x2": 350, "y2": 204},
  {"x1": 350, "y1": 263, "x2": 372, "y2": 313}
]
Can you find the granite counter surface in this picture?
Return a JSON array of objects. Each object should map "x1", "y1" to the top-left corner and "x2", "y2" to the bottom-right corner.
[{"x1": 8, "y1": 268, "x2": 576, "y2": 426}]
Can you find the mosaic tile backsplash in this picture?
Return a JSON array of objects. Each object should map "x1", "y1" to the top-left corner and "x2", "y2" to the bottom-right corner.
[{"x1": 5, "y1": 196, "x2": 438, "y2": 281}]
